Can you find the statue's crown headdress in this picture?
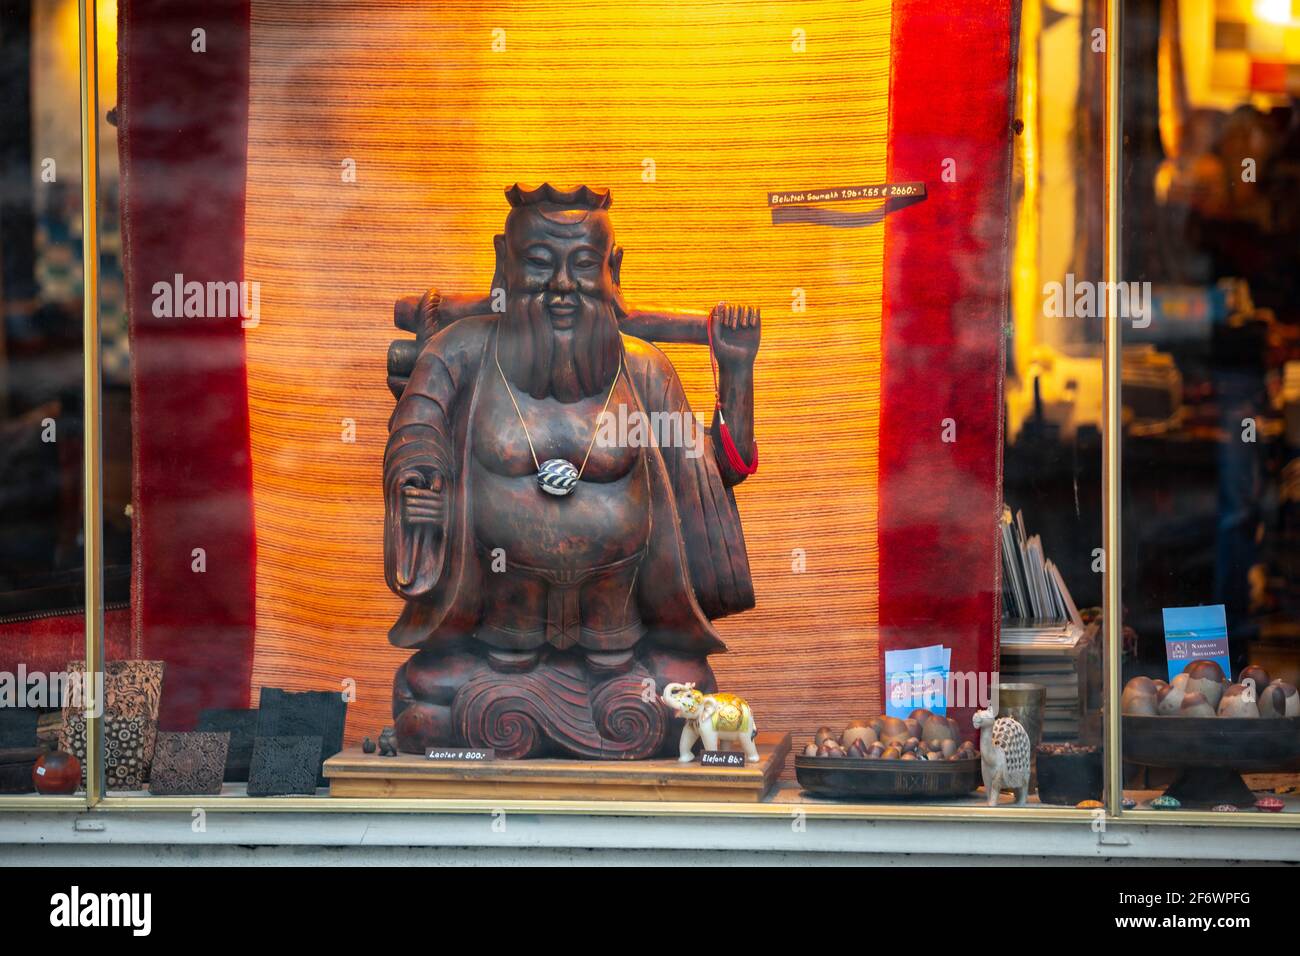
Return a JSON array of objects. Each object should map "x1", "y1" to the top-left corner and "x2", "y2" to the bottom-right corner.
[{"x1": 505, "y1": 182, "x2": 611, "y2": 210}]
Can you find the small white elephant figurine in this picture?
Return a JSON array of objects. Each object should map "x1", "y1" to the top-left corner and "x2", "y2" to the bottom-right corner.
[
  {"x1": 660, "y1": 682, "x2": 759, "y2": 763},
  {"x1": 973, "y1": 708, "x2": 1031, "y2": 806}
]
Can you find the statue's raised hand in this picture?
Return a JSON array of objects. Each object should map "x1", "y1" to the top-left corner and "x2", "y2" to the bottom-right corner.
[{"x1": 710, "y1": 302, "x2": 760, "y2": 371}]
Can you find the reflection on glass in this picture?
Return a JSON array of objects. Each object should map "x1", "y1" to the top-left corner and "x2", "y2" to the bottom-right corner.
[
  {"x1": 0, "y1": 0, "x2": 113, "y2": 796},
  {"x1": 1120, "y1": 0, "x2": 1300, "y2": 813},
  {"x1": 85, "y1": 0, "x2": 1107, "y2": 810}
]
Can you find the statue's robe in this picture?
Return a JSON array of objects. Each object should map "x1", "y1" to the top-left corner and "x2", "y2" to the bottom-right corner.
[{"x1": 384, "y1": 314, "x2": 753, "y2": 655}]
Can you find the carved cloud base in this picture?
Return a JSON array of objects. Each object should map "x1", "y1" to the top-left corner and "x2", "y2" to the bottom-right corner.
[
  {"x1": 394, "y1": 644, "x2": 717, "y2": 759},
  {"x1": 451, "y1": 654, "x2": 666, "y2": 759}
]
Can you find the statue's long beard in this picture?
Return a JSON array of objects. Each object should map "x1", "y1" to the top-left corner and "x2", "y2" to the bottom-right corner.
[{"x1": 498, "y1": 292, "x2": 621, "y2": 402}]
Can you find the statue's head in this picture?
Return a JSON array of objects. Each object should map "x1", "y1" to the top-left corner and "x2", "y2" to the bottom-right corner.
[{"x1": 496, "y1": 183, "x2": 624, "y2": 402}]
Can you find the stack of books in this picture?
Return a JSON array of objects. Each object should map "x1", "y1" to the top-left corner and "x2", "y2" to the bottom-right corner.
[
  {"x1": 1000, "y1": 506, "x2": 1082, "y2": 632},
  {"x1": 1000, "y1": 507, "x2": 1092, "y2": 741}
]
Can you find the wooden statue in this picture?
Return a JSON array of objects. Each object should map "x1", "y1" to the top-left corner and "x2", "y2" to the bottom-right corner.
[{"x1": 383, "y1": 183, "x2": 760, "y2": 759}]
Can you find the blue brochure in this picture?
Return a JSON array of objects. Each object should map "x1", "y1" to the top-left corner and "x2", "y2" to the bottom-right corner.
[
  {"x1": 1161, "y1": 605, "x2": 1230, "y2": 682},
  {"x1": 884, "y1": 644, "x2": 950, "y2": 718}
]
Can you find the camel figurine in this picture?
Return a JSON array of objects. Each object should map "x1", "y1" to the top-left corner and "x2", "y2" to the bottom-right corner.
[{"x1": 973, "y1": 707, "x2": 1031, "y2": 806}]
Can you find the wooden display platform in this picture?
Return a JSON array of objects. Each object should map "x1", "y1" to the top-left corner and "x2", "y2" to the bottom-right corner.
[{"x1": 323, "y1": 732, "x2": 790, "y2": 802}]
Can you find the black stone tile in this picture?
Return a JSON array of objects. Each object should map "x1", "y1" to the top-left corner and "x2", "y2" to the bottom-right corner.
[
  {"x1": 255, "y1": 689, "x2": 346, "y2": 787},
  {"x1": 246, "y1": 735, "x2": 322, "y2": 797}
]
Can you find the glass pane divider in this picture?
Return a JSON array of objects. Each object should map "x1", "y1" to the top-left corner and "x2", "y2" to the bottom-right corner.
[
  {"x1": 79, "y1": 0, "x2": 103, "y2": 811},
  {"x1": 1102, "y1": 0, "x2": 1124, "y2": 820}
]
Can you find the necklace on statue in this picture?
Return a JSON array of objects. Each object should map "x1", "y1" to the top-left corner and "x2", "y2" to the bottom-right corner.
[{"x1": 493, "y1": 334, "x2": 624, "y2": 497}]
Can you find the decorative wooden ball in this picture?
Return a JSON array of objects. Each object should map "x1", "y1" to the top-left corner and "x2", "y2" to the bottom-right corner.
[
  {"x1": 537, "y1": 459, "x2": 579, "y2": 496},
  {"x1": 1217, "y1": 682, "x2": 1260, "y2": 718},
  {"x1": 1178, "y1": 691, "x2": 1217, "y2": 718},
  {"x1": 1126, "y1": 675, "x2": 1158, "y2": 696},
  {"x1": 1122, "y1": 677, "x2": 1158, "y2": 716},
  {"x1": 32, "y1": 751, "x2": 80, "y2": 795},
  {"x1": 1258, "y1": 680, "x2": 1300, "y2": 718},
  {"x1": 878, "y1": 718, "x2": 909, "y2": 747},
  {"x1": 1183, "y1": 659, "x2": 1226, "y2": 710},
  {"x1": 921, "y1": 715, "x2": 957, "y2": 742},
  {"x1": 841, "y1": 725, "x2": 877, "y2": 749},
  {"x1": 1184, "y1": 659, "x2": 1225, "y2": 682},
  {"x1": 1156, "y1": 673, "x2": 1188, "y2": 715},
  {"x1": 1239, "y1": 665, "x2": 1270, "y2": 690}
]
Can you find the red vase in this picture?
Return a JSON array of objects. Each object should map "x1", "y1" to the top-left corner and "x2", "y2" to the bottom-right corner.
[{"x1": 32, "y1": 751, "x2": 81, "y2": 795}]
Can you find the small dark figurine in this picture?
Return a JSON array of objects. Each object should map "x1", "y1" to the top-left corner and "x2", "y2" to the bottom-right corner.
[
  {"x1": 362, "y1": 736, "x2": 376, "y2": 754},
  {"x1": 378, "y1": 728, "x2": 398, "y2": 757}
]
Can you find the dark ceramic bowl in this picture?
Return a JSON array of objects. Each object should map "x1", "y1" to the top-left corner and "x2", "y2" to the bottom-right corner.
[
  {"x1": 1121, "y1": 715, "x2": 1300, "y2": 807},
  {"x1": 1035, "y1": 749, "x2": 1102, "y2": 805},
  {"x1": 795, "y1": 754, "x2": 980, "y2": 800},
  {"x1": 1123, "y1": 715, "x2": 1300, "y2": 770}
]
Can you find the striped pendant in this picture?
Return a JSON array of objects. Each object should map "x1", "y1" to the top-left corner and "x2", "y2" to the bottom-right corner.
[{"x1": 537, "y1": 458, "x2": 579, "y2": 496}]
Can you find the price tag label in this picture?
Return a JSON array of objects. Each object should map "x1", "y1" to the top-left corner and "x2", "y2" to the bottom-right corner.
[
  {"x1": 424, "y1": 747, "x2": 494, "y2": 761},
  {"x1": 767, "y1": 181, "x2": 927, "y2": 207},
  {"x1": 699, "y1": 750, "x2": 746, "y2": 768}
]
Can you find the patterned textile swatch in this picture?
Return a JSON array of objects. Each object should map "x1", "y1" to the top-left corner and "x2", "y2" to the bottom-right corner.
[
  {"x1": 149, "y1": 732, "x2": 231, "y2": 795},
  {"x1": 64, "y1": 714, "x2": 158, "y2": 790},
  {"x1": 58, "y1": 659, "x2": 165, "y2": 753},
  {"x1": 57, "y1": 659, "x2": 165, "y2": 790},
  {"x1": 247, "y1": 735, "x2": 322, "y2": 796}
]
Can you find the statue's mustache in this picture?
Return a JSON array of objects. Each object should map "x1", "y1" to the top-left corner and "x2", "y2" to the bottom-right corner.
[{"x1": 510, "y1": 288, "x2": 608, "y2": 304}]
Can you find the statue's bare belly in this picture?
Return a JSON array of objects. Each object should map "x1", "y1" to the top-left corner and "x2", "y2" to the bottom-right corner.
[{"x1": 471, "y1": 375, "x2": 651, "y2": 652}]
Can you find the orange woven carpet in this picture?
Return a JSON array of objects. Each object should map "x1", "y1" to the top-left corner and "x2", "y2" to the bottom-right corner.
[{"x1": 241, "y1": 0, "x2": 892, "y2": 745}]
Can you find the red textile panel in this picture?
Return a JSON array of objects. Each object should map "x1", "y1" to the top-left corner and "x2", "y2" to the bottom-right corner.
[
  {"x1": 879, "y1": 0, "x2": 1018, "y2": 731},
  {"x1": 118, "y1": 0, "x2": 256, "y2": 727},
  {"x1": 0, "y1": 608, "x2": 131, "y2": 676}
]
